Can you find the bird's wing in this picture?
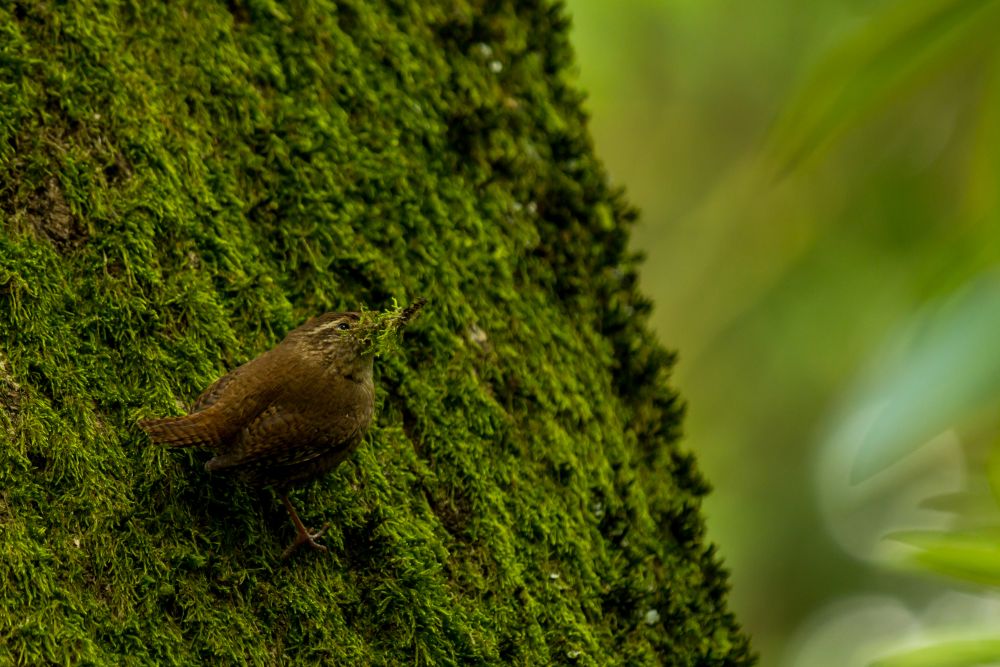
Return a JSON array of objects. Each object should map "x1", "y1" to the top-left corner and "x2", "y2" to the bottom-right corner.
[
  {"x1": 203, "y1": 404, "x2": 350, "y2": 472},
  {"x1": 140, "y1": 352, "x2": 281, "y2": 448},
  {"x1": 190, "y1": 364, "x2": 247, "y2": 413}
]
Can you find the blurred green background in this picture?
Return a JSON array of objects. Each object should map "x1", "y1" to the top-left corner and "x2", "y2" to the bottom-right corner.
[{"x1": 564, "y1": 1, "x2": 1000, "y2": 665}]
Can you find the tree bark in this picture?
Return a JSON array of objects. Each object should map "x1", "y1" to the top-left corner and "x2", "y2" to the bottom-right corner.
[{"x1": 0, "y1": 2, "x2": 752, "y2": 664}]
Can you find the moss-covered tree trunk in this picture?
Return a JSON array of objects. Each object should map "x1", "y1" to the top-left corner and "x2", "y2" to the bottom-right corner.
[{"x1": 0, "y1": 2, "x2": 752, "y2": 664}]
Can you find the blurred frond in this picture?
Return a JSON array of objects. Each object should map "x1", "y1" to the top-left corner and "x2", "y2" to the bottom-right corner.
[
  {"x1": 870, "y1": 639, "x2": 1000, "y2": 667},
  {"x1": 887, "y1": 528, "x2": 1000, "y2": 587},
  {"x1": 849, "y1": 272, "x2": 1000, "y2": 481},
  {"x1": 767, "y1": 0, "x2": 1000, "y2": 174}
]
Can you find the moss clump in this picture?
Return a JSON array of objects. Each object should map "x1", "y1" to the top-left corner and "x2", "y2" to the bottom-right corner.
[
  {"x1": 0, "y1": 1, "x2": 752, "y2": 665},
  {"x1": 354, "y1": 297, "x2": 427, "y2": 357}
]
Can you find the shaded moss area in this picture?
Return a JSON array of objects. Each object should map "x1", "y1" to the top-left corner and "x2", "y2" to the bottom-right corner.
[{"x1": 0, "y1": 1, "x2": 751, "y2": 664}]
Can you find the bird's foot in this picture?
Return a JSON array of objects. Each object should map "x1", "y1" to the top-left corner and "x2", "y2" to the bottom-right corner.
[{"x1": 281, "y1": 522, "x2": 330, "y2": 560}]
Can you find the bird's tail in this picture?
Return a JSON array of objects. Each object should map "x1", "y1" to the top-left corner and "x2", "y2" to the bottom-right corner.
[{"x1": 138, "y1": 412, "x2": 221, "y2": 448}]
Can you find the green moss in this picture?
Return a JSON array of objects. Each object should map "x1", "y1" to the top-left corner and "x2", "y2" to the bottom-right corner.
[
  {"x1": 0, "y1": 1, "x2": 752, "y2": 664},
  {"x1": 354, "y1": 297, "x2": 426, "y2": 357}
]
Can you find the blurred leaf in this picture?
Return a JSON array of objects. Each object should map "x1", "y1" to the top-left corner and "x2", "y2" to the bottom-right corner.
[
  {"x1": 917, "y1": 491, "x2": 989, "y2": 515},
  {"x1": 850, "y1": 272, "x2": 1000, "y2": 481},
  {"x1": 986, "y1": 436, "x2": 1000, "y2": 505},
  {"x1": 767, "y1": 0, "x2": 1000, "y2": 173},
  {"x1": 962, "y1": 50, "x2": 1000, "y2": 223},
  {"x1": 887, "y1": 527, "x2": 1000, "y2": 586},
  {"x1": 870, "y1": 639, "x2": 1000, "y2": 667}
]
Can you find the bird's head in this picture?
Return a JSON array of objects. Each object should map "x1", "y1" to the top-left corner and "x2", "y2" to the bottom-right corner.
[{"x1": 297, "y1": 298, "x2": 427, "y2": 364}]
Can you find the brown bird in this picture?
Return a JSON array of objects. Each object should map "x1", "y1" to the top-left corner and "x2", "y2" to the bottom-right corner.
[{"x1": 139, "y1": 299, "x2": 425, "y2": 558}]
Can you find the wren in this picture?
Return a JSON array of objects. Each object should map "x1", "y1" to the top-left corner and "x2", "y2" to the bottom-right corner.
[{"x1": 139, "y1": 299, "x2": 425, "y2": 558}]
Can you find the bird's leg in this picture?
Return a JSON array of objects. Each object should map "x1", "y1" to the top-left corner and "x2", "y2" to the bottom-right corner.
[{"x1": 280, "y1": 492, "x2": 330, "y2": 559}]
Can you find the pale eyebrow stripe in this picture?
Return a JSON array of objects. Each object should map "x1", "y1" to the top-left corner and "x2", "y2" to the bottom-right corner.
[{"x1": 312, "y1": 318, "x2": 347, "y2": 334}]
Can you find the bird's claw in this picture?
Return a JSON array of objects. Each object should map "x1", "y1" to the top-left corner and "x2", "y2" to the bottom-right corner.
[{"x1": 281, "y1": 522, "x2": 330, "y2": 560}]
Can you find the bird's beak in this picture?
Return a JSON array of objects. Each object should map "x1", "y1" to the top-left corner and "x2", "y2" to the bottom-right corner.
[{"x1": 394, "y1": 297, "x2": 427, "y2": 331}]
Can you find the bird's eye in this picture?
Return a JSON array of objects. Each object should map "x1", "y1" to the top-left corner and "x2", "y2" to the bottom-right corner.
[{"x1": 337, "y1": 322, "x2": 350, "y2": 331}]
